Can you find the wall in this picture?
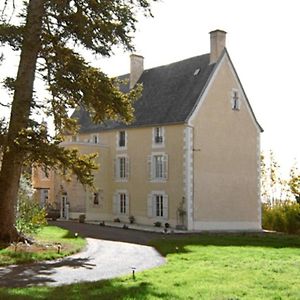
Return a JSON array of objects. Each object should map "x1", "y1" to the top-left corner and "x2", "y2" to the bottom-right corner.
[{"x1": 190, "y1": 54, "x2": 261, "y2": 230}]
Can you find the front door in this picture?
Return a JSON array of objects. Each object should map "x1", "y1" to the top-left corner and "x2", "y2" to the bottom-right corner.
[{"x1": 61, "y1": 194, "x2": 68, "y2": 219}]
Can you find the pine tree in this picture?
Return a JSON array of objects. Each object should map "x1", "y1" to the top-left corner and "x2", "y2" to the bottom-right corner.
[{"x1": 0, "y1": 0, "x2": 155, "y2": 242}]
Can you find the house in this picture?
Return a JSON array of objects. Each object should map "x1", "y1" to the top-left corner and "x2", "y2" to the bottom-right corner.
[{"x1": 33, "y1": 30, "x2": 263, "y2": 231}]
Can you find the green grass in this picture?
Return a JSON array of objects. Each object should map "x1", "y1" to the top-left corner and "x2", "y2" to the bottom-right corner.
[
  {"x1": 1, "y1": 233, "x2": 300, "y2": 299},
  {"x1": 0, "y1": 226, "x2": 86, "y2": 266}
]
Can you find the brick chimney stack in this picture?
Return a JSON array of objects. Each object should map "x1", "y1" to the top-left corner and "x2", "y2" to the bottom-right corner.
[
  {"x1": 130, "y1": 54, "x2": 144, "y2": 89},
  {"x1": 209, "y1": 29, "x2": 227, "y2": 64}
]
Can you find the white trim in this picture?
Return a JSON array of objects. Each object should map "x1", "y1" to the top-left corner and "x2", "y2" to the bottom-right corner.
[
  {"x1": 149, "y1": 152, "x2": 168, "y2": 182},
  {"x1": 113, "y1": 189, "x2": 129, "y2": 216},
  {"x1": 193, "y1": 221, "x2": 262, "y2": 231},
  {"x1": 148, "y1": 190, "x2": 168, "y2": 220},
  {"x1": 152, "y1": 126, "x2": 165, "y2": 148},
  {"x1": 188, "y1": 53, "x2": 226, "y2": 125},
  {"x1": 257, "y1": 133, "x2": 262, "y2": 229},
  {"x1": 114, "y1": 154, "x2": 129, "y2": 182},
  {"x1": 183, "y1": 126, "x2": 194, "y2": 230}
]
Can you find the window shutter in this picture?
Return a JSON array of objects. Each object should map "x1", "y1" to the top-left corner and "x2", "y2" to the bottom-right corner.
[
  {"x1": 125, "y1": 157, "x2": 130, "y2": 179},
  {"x1": 113, "y1": 193, "x2": 118, "y2": 215},
  {"x1": 125, "y1": 193, "x2": 129, "y2": 216},
  {"x1": 163, "y1": 194, "x2": 169, "y2": 219},
  {"x1": 147, "y1": 155, "x2": 152, "y2": 180},
  {"x1": 113, "y1": 158, "x2": 117, "y2": 179},
  {"x1": 147, "y1": 194, "x2": 153, "y2": 217},
  {"x1": 163, "y1": 154, "x2": 168, "y2": 179}
]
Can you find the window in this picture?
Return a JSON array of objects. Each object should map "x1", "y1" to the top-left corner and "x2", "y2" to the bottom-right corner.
[
  {"x1": 113, "y1": 191, "x2": 129, "y2": 216},
  {"x1": 155, "y1": 194, "x2": 164, "y2": 217},
  {"x1": 148, "y1": 153, "x2": 168, "y2": 181},
  {"x1": 152, "y1": 127, "x2": 165, "y2": 148},
  {"x1": 119, "y1": 131, "x2": 126, "y2": 147},
  {"x1": 92, "y1": 134, "x2": 99, "y2": 144},
  {"x1": 71, "y1": 135, "x2": 78, "y2": 142},
  {"x1": 114, "y1": 156, "x2": 129, "y2": 181},
  {"x1": 41, "y1": 166, "x2": 49, "y2": 179},
  {"x1": 232, "y1": 89, "x2": 240, "y2": 111},
  {"x1": 93, "y1": 192, "x2": 99, "y2": 205},
  {"x1": 147, "y1": 192, "x2": 168, "y2": 219},
  {"x1": 119, "y1": 193, "x2": 127, "y2": 214}
]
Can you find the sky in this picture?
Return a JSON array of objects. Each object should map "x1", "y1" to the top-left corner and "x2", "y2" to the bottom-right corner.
[
  {"x1": 1, "y1": 0, "x2": 299, "y2": 176},
  {"x1": 96, "y1": 0, "x2": 300, "y2": 175}
]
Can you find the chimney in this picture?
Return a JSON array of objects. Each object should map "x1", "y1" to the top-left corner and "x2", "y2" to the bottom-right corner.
[
  {"x1": 130, "y1": 54, "x2": 144, "y2": 89},
  {"x1": 209, "y1": 29, "x2": 227, "y2": 64}
]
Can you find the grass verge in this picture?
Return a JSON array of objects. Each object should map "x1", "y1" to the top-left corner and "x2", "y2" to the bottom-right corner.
[
  {"x1": 0, "y1": 233, "x2": 299, "y2": 299},
  {"x1": 0, "y1": 226, "x2": 86, "y2": 266}
]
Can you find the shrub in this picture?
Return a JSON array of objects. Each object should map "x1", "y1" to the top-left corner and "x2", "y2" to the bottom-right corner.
[
  {"x1": 262, "y1": 201, "x2": 300, "y2": 234},
  {"x1": 154, "y1": 221, "x2": 162, "y2": 227}
]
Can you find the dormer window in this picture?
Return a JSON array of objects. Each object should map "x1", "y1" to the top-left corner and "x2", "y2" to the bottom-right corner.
[
  {"x1": 152, "y1": 127, "x2": 165, "y2": 148},
  {"x1": 232, "y1": 89, "x2": 240, "y2": 111}
]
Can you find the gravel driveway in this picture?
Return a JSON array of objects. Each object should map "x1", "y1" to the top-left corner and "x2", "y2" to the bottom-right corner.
[{"x1": 0, "y1": 222, "x2": 166, "y2": 287}]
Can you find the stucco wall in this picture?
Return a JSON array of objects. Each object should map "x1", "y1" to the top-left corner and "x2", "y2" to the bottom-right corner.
[{"x1": 190, "y1": 55, "x2": 261, "y2": 230}]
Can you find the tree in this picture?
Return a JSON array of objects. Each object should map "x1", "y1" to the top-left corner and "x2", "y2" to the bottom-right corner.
[
  {"x1": 288, "y1": 163, "x2": 300, "y2": 204},
  {"x1": 0, "y1": 0, "x2": 155, "y2": 242}
]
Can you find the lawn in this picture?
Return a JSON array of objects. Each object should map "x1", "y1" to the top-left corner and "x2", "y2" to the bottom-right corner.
[
  {"x1": 0, "y1": 233, "x2": 299, "y2": 299},
  {"x1": 0, "y1": 226, "x2": 86, "y2": 266}
]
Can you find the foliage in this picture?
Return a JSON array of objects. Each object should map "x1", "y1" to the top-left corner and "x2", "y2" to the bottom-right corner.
[
  {"x1": 288, "y1": 163, "x2": 300, "y2": 204},
  {"x1": 1, "y1": 234, "x2": 300, "y2": 299},
  {"x1": 16, "y1": 175, "x2": 47, "y2": 236},
  {"x1": 0, "y1": 226, "x2": 86, "y2": 266},
  {"x1": 262, "y1": 201, "x2": 300, "y2": 234}
]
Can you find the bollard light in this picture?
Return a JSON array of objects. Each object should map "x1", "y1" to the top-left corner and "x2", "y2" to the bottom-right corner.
[
  {"x1": 57, "y1": 243, "x2": 62, "y2": 254},
  {"x1": 131, "y1": 267, "x2": 136, "y2": 280},
  {"x1": 74, "y1": 232, "x2": 78, "y2": 238}
]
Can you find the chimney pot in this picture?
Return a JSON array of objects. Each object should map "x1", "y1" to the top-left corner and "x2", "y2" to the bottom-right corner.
[
  {"x1": 130, "y1": 54, "x2": 144, "y2": 89},
  {"x1": 209, "y1": 29, "x2": 227, "y2": 64}
]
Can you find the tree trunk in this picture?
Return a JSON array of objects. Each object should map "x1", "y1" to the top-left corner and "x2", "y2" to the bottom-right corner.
[{"x1": 0, "y1": 0, "x2": 44, "y2": 243}]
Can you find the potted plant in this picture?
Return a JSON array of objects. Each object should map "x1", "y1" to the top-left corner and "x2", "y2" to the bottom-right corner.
[
  {"x1": 79, "y1": 214, "x2": 85, "y2": 223},
  {"x1": 129, "y1": 215, "x2": 135, "y2": 224}
]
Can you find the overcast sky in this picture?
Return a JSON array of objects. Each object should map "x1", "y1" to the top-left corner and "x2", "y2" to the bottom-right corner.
[
  {"x1": 1, "y1": 0, "x2": 299, "y2": 175},
  {"x1": 97, "y1": 0, "x2": 300, "y2": 175}
]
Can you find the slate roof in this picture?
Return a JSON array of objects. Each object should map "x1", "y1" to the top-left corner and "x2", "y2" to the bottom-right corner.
[{"x1": 72, "y1": 53, "x2": 216, "y2": 133}]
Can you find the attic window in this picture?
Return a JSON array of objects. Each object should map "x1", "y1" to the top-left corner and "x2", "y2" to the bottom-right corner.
[
  {"x1": 193, "y1": 68, "x2": 201, "y2": 76},
  {"x1": 231, "y1": 89, "x2": 241, "y2": 111}
]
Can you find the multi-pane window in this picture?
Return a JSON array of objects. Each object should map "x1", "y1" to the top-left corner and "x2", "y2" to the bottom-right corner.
[
  {"x1": 113, "y1": 191, "x2": 129, "y2": 216},
  {"x1": 147, "y1": 192, "x2": 168, "y2": 219},
  {"x1": 119, "y1": 193, "x2": 127, "y2": 214},
  {"x1": 155, "y1": 194, "x2": 164, "y2": 217},
  {"x1": 115, "y1": 156, "x2": 129, "y2": 180},
  {"x1": 119, "y1": 131, "x2": 126, "y2": 147},
  {"x1": 148, "y1": 154, "x2": 168, "y2": 181},
  {"x1": 119, "y1": 157, "x2": 126, "y2": 178},
  {"x1": 154, "y1": 127, "x2": 163, "y2": 144},
  {"x1": 154, "y1": 155, "x2": 164, "y2": 178},
  {"x1": 152, "y1": 127, "x2": 165, "y2": 148}
]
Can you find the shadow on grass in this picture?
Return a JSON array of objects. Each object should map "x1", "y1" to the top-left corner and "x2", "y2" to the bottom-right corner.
[
  {"x1": 150, "y1": 232, "x2": 300, "y2": 256},
  {"x1": 0, "y1": 280, "x2": 180, "y2": 300}
]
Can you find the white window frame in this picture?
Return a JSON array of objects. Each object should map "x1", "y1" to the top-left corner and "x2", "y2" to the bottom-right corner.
[
  {"x1": 116, "y1": 130, "x2": 127, "y2": 150},
  {"x1": 147, "y1": 191, "x2": 168, "y2": 220},
  {"x1": 91, "y1": 134, "x2": 99, "y2": 144},
  {"x1": 231, "y1": 88, "x2": 241, "y2": 111},
  {"x1": 113, "y1": 190, "x2": 129, "y2": 216},
  {"x1": 152, "y1": 127, "x2": 165, "y2": 148},
  {"x1": 148, "y1": 153, "x2": 168, "y2": 182},
  {"x1": 114, "y1": 155, "x2": 129, "y2": 182}
]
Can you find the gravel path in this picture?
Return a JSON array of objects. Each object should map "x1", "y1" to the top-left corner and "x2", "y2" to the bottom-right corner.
[{"x1": 0, "y1": 223, "x2": 166, "y2": 287}]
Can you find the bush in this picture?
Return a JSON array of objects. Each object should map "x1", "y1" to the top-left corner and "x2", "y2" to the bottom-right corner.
[
  {"x1": 262, "y1": 201, "x2": 300, "y2": 234},
  {"x1": 16, "y1": 198, "x2": 47, "y2": 236}
]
